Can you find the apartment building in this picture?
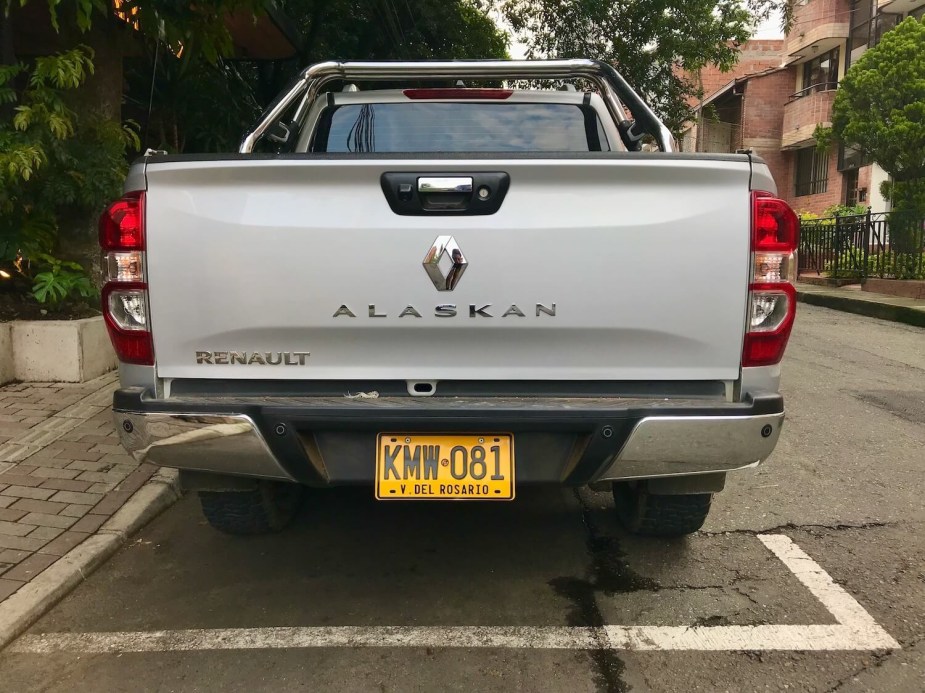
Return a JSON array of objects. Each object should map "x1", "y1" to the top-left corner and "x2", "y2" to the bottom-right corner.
[{"x1": 682, "y1": 0, "x2": 924, "y2": 215}]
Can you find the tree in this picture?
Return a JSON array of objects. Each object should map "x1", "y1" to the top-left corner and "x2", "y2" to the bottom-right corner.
[
  {"x1": 287, "y1": 0, "x2": 509, "y2": 64},
  {"x1": 0, "y1": 45, "x2": 139, "y2": 305},
  {"x1": 121, "y1": 0, "x2": 510, "y2": 153},
  {"x1": 497, "y1": 0, "x2": 756, "y2": 133},
  {"x1": 832, "y1": 17, "x2": 925, "y2": 217}
]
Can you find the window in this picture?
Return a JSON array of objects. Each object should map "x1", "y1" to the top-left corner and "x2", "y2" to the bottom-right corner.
[
  {"x1": 851, "y1": 0, "x2": 874, "y2": 31},
  {"x1": 312, "y1": 102, "x2": 612, "y2": 153},
  {"x1": 849, "y1": 0, "x2": 876, "y2": 64},
  {"x1": 843, "y1": 169, "x2": 860, "y2": 207},
  {"x1": 837, "y1": 144, "x2": 871, "y2": 171},
  {"x1": 794, "y1": 147, "x2": 829, "y2": 197},
  {"x1": 802, "y1": 48, "x2": 840, "y2": 94},
  {"x1": 870, "y1": 13, "x2": 901, "y2": 48}
]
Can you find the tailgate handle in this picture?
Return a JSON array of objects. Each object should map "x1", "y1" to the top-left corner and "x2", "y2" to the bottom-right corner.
[
  {"x1": 418, "y1": 177, "x2": 473, "y2": 194},
  {"x1": 381, "y1": 172, "x2": 510, "y2": 216}
]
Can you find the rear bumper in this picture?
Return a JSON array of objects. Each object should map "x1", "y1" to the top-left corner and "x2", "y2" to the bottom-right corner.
[{"x1": 112, "y1": 388, "x2": 784, "y2": 486}]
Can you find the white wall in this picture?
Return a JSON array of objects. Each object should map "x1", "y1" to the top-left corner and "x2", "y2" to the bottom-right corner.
[{"x1": 869, "y1": 163, "x2": 891, "y2": 214}]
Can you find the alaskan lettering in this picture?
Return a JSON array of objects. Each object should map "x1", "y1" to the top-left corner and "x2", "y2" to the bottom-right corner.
[{"x1": 330, "y1": 303, "x2": 557, "y2": 318}]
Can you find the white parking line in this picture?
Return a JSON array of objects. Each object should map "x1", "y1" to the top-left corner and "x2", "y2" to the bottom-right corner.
[
  {"x1": 6, "y1": 535, "x2": 900, "y2": 654},
  {"x1": 756, "y1": 534, "x2": 886, "y2": 629}
]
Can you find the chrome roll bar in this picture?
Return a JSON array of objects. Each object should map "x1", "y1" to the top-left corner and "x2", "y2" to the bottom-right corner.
[{"x1": 239, "y1": 59, "x2": 676, "y2": 153}]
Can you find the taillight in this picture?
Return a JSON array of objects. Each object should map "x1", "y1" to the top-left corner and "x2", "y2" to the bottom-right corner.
[
  {"x1": 743, "y1": 192, "x2": 799, "y2": 367},
  {"x1": 402, "y1": 88, "x2": 513, "y2": 100},
  {"x1": 752, "y1": 193, "x2": 799, "y2": 252},
  {"x1": 99, "y1": 192, "x2": 153, "y2": 365}
]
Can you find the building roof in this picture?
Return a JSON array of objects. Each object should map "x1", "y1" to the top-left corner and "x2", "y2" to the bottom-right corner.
[{"x1": 698, "y1": 65, "x2": 789, "y2": 110}]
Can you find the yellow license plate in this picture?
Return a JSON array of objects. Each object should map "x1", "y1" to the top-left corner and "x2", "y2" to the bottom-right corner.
[{"x1": 376, "y1": 433, "x2": 515, "y2": 500}]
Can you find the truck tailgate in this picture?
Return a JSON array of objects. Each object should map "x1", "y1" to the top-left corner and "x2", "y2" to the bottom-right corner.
[{"x1": 143, "y1": 156, "x2": 751, "y2": 383}]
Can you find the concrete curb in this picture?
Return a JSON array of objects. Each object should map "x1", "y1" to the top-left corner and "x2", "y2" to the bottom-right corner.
[
  {"x1": 0, "y1": 468, "x2": 181, "y2": 650},
  {"x1": 796, "y1": 290, "x2": 925, "y2": 328}
]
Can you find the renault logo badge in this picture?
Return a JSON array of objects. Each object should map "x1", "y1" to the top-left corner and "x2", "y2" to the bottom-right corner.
[{"x1": 422, "y1": 236, "x2": 468, "y2": 291}]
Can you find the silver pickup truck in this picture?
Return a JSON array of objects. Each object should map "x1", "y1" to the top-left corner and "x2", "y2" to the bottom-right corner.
[{"x1": 99, "y1": 60, "x2": 799, "y2": 537}]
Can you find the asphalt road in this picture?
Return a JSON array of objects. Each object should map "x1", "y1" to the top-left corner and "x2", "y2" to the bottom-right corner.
[{"x1": 1, "y1": 304, "x2": 923, "y2": 692}]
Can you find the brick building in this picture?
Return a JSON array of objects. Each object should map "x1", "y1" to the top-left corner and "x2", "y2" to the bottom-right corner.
[
  {"x1": 681, "y1": 1, "x2": 925, "y2": 216},
  {"x1": 684, "y1": 39, "x2": 787, "y2": 107}
]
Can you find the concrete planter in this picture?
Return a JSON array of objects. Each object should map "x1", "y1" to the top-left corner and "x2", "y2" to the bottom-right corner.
[
  {"x1": 0, "y1": 323, "x2": 12, "y2": 385},
  {"x1": 797, "y1": 275, "x2": 860, "y2": 288},
  {"x1": 1, "y1": 316, "x2": 116, "y2": 384},
  {"x1": 863, "y1": 278, "x2": 925, "y2": 300}
]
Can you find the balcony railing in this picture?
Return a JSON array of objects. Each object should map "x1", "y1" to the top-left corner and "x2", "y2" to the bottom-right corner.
[
  {"x1": 782, "y1": 89, "x2": 838, "y2": 148},
  {"x1": 788, "y1": 81, "x2": 838, "y2": 101}
]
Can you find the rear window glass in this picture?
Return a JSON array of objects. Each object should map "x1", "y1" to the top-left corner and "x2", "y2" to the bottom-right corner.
[{"x1": 311, "y1": 102, "x2": 611, "y2": 153}]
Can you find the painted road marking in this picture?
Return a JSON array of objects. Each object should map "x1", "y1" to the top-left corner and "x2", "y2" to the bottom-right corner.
[
  {"x1": 756, "y1": 534, "x2": 885, "y2": 629},
  {"x1": 7, "y1": 535, "x2": 899, "y2": 654}
]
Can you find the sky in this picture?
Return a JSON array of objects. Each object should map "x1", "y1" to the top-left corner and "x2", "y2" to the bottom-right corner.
[{"x1": 753, "y1": 10, "x2": 786, "y2": 39}]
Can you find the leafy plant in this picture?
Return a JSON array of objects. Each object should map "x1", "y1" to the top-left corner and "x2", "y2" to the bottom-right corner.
[
  {"x1": 0, "y1": 45, "x2": 138, "y2": 303},
  {"x1": 30, "y1": 254, "x2": 96, "y2": 305},
  {"x1": 798, "y1": 204, "x2": 869, "y2": 226},
  {"x1": 823, "y1": 246, "x2": 878, "y2": 279},
  {"x1": 825, "y1": 248, "x2": 925, "y2": 280},
  {"x1": 823, "y1": 203, "x2": 868, "y2": 218},
  {"x1": 813, "y1": 125, "x2": 833, "y2": 154},
  {"x1": 832, "y1": 17, "x2": 925, "y2": 217}
]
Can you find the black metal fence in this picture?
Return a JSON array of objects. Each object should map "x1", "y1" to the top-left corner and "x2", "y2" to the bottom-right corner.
[{"x1": 798, "y1": 210, "x2": 925, "y2": 280}]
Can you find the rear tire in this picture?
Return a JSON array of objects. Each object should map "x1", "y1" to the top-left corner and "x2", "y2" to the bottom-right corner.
[
  {"x1": 612, "y1": 481, "x2": 712, "y2": 537},
  {"x1": 198, "y1": 481, "x2": 304, "y2": 535}
]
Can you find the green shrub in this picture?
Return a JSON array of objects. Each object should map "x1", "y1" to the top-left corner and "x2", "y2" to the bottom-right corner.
[
  {"x1": 798, "y1": 205, "x2": 868, "y2": 224},
  {"x1": 0, "y1": 46, "x2": 138, "y2": 304},
  {"x1": 824, "y1": 248, "x2": 867, "y2": 278},
  {"x1": 825, "y1": 249, "x2": 925, "y2": 280},
  {"x1": 31, "y1": 254, "x2": 96, "y2": 305},
  {"x1": 822, "y1": 203, "x2": 868, "y2": 218}
]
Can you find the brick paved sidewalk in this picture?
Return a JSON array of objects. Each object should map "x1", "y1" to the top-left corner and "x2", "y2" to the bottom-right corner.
[{"x1": 0, "y1": 373, "x2": 156, "y2": 604}]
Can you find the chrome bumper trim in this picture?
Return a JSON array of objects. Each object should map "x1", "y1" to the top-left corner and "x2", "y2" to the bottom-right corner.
[
  {"x1": 594, "y1": 413, "x2": 785, "y2": 481},
  {"x1": 114, "y1": 401, "x2": 783, "y2": 485},
  {"x1": 114, "y1": 411, "x2": 295, "y2": 481}
]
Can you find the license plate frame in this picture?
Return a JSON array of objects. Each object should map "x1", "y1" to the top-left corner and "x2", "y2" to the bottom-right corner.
[{"x1": 375, "y1": 433, "x2": 515, "y2": 500}]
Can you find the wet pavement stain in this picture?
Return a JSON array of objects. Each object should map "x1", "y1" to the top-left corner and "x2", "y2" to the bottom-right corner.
[
  {"x1": 549, "y1": 492, "x2": 661, "y2": 692},
  {"x1": 853, "y1": 390, "x2": 925, "y2": 424}
]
